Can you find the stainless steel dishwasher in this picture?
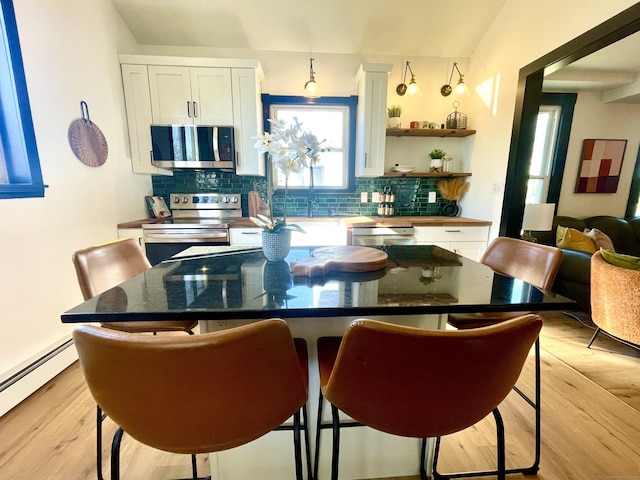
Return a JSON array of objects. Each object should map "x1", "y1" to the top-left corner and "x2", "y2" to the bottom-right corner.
[{"x1": 351, "y1": 226, "x2": 415, "y2": 245}]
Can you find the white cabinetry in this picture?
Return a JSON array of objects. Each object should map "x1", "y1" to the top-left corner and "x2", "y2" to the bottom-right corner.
[
  {"x1": 231, "y1": 68, "x2": 264, "y2": 176},
  {"x1": 230, "y1": 227, "x2": 262, "y2": 246},
  {"x1": 120, "y1": 64, "x2": 172, "y2": 175},
  {"x1": 119, "y1": 55, "x2": 264, "y2": 176},
  {"x1": 414, "y1": 225, "x2": 490, "y2": 261},
  {"x1": 355, "y1": 64, "x2": 393, "y2": 177},
  {"x1": 148, "y1": 66, "x2": 233, "y2": 125}
]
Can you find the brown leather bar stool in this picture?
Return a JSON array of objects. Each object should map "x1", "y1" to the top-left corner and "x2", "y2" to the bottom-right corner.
[
  {"x1": 72, "y1": 238, "x2": 198, "y2": 480},
  {"x1": 73, "y1": 319, "x2": 310, "y2": 480},
  {"x1": 314, "y1": 315, "x2": 543, "y2": 480},
  {"x1": 446, "y1": 236, "x2": 564, "y2": 477}
]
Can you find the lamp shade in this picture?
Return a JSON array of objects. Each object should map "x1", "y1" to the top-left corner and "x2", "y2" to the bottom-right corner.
[{"x1": 522, "y1": 203, "x2": 555, "y2": 231}]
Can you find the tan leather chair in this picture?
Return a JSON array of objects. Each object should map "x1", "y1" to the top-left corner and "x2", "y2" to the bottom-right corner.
[
  {"x1": 314, "y1": 315, "x2": 542, "y2": 480},
  {"x1": 74, "y1": 319, "x2": 309, "y2": 480},
  {"x1": 589, "y1": 250, "x2": 640, "y2": 349},
  {"x1": 72, "y1": 238, "x2": 197, "y2": 333},
  {"x1": 445, "y1": 236, "x2": 563, "y2": 476},
  {"x1": 72, "y1": 238, "x2": 198, "y2": 480}
]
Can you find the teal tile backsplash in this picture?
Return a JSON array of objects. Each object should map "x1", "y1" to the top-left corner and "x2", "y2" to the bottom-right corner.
[{"x1": 152, "y1": 171, "x2": 453, "y2": 217}]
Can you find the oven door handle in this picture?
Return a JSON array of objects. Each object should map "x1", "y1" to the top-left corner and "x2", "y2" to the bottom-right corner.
[{"x1": 144, "y1": 232, "x2": 228, "y2": 241}]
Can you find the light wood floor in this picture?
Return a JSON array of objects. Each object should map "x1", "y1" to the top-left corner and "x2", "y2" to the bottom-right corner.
[{"x1": 1, "y1": 311, "x2": 640, "y2": 480}]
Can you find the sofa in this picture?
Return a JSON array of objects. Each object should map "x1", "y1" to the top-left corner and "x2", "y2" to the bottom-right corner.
[{"x1": 533, "y1": 215, "x2": 640, "y2": 312}]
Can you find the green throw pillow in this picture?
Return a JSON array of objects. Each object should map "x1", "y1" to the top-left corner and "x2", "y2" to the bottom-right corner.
[{"x1": 600, "y1": 248, "x2": 640, "y2": 271}]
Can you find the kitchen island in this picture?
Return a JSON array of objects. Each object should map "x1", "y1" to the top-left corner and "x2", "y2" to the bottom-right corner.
[{"x1": 62, "y1": 245, "x2": 573, "y2": 480}]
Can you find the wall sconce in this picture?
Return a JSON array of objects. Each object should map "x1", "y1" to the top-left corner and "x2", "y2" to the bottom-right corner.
[
  {"x1": 304, "y1": 58, "x2": 319, "y2": 98},
  {"x1": 396, "y1": 61, "x2": 418, "y2": 96},
  {"x1": 522, "y1": 203, "x2": 556, "y2": 242},
  {"x1": 440, "y1": 62, "x2": 467, "y2": 97}
]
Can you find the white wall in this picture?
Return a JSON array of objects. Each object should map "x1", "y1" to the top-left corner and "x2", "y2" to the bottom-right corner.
[
  {"x1": 557, "y1": 92, "x2": 640, "y2": 217},
  {"x1": 462, "y1": 0, "x2": 638, "y2": 240},
  {"x1": 0, "y1": 0, "x2": 150, "y2": 415}
]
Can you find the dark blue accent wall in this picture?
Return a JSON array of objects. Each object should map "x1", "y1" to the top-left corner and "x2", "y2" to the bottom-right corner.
[{"x1": 152, "y1": 171, "x2": 449, "y2": 217}]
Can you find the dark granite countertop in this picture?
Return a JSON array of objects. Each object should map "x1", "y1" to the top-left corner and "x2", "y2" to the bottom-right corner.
[{"x1": 62, "y1": 245, "x2": 573, "y2": 324}]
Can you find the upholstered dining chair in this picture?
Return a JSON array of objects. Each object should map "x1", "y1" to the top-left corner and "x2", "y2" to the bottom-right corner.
[
  {"x1": 314, "y1": 315, "x2": 543, "y2": 480},
  {"x1": 72, "y1": 238, "x2": 198, "y2": 480},
  {"x1": 589, "y1": 250, "x2": 640, "y2": 349},
  {"x1": 73, "y1": 319, "x2": 310, "y2": 480},
  {"x1": 445, "y1": 236, "x2": 564, "y2": 476}
]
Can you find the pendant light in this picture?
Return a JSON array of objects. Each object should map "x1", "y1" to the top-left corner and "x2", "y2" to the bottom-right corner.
[
  {"x1": 396, "y1": 61, "x2": 419, "y2": 96},
  {"x1": 441, "y1": 62, "x2": 467, "y2": 96},
  {"x1": 304, "y1": 58, "x2": 319, "y2": 98}
]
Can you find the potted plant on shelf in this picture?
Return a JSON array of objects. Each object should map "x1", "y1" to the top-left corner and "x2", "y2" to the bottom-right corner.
[
  {"x1": 387, "y1": 105, "x2": 402, "y2": 128},
  {"x1": 252, "y1": 117, "x2": 326, "y2": 261},
  {"x1": 429, "y1": 149, "x2": 446, "y2": 173}
]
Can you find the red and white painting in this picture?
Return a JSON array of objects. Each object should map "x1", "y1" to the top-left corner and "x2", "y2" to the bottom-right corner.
[{"x1": 575, "y1": 139, "x2": 627, "y2": 193}]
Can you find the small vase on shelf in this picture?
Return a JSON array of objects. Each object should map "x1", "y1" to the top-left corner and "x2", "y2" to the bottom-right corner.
[{"x1": 262, "y1": 230, "x2": 292, "y2": 262}]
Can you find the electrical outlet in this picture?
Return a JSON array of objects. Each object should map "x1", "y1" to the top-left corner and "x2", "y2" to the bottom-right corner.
[
  {"x1": 428, "y1": 191, "x2": 436, "y2": 203},
  {"x1": 216, "y1": 320, "x2": 227, "y2": 327},
  {"x1": 372, "y1": 192, "x2": 381, "y2": 203},
  {"x1": 360, "y1": 191, "x2": 368, "y2": 203},
  {"x1": 492, "y1": 182, "x2": 504, "y2": 194}
]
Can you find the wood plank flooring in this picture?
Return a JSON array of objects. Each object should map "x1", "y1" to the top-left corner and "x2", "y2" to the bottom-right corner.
[{"x1": 1, "y1": 311, "x2": 640, "y2": 480}]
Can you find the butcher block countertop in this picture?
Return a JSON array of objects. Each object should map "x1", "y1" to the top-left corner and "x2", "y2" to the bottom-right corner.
[
  {"x1": 229, "y1": 216, "x2": 491, "y2": 229},
  {"x1": 119, "y1": 216, "x2": 491, "y2": 229}
]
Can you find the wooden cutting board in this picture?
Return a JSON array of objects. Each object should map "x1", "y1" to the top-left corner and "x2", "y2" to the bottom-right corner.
[
  {"x1": 248, "y1": 191, "x2": 270, "y2": 218},
  {"x1": 290, "y1": 246, "x2": 388, "y2": 277}
]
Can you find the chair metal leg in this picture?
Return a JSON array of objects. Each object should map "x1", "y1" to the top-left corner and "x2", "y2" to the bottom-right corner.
[
  {"x1": 587, "y1": 327, "x2": 601, "y2": 348},
  {"x1": 313, "y1": 390, "x2": 325, "y2": 480},
  {"x1": 97, "y1": 405, "x2": 104, "y2": 480},
  {"x1": 492, "y1": 409, "x2": 506, "y2": 480},
  {"x1": 330, "y1": 404, "x2": 341, "y2": 480},
  {"x1": 191, "y1": 454, "x2": 198, "y2": 480},
  {"x1": 110, "y1": 427, "x2": 125, "y2": 480},
  {"x1": 431, "y1": 339, "x2": 540, "y2": 479},
  {"x1": 302, "y1": 404, "x2": 312, "y2": 480},
  {"x1": 293, "y1": 411, "x2": 304, "y2": 480}
]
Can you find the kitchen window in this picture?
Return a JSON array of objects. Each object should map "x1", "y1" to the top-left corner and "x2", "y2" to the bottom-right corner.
[
  {"x1": 261, "y1": 94, "x2": 357, "y2": 192},
  {"x1": 0, "y1": 0, "x2": 45, "y2": 199}
]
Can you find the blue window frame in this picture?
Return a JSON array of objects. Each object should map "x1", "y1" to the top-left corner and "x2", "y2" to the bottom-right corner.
[
  {"x1": 0, "y1": 0, "x2": 45, "y2": 199},
  {"x1": 261, "y1": 94, "x2": 357, "y2": 193}
]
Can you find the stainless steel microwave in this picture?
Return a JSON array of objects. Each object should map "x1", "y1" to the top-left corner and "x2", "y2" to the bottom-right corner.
[{"x1": 150, "y1": 125, "x2": 235, "y2": 170}]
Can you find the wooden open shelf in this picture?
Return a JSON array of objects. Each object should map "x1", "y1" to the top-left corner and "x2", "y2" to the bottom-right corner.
[
  {"x1": 386, "y1": 128, "x2": 476, "y2": 138},
  {"x1": 382, "y1": 172, "x2": 472, "y2": 178}
]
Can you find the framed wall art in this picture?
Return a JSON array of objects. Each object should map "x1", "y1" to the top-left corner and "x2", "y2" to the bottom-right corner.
[{"x1": 575, "y1": 138, "x2": 627, "y2": 193}]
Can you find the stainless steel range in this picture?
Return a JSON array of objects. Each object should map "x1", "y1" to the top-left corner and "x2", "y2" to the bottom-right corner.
[{"x1": 142, "y1": 192, "x2": 242, "y2": 264}]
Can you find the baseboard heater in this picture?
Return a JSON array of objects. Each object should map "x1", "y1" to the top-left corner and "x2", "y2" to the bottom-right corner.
[
  {"x1": 0, "y1": 338, "x2": 74, "y2": 393},
  {"x1": 0, "y1": 336, "x2": 77, "y2": 417}
]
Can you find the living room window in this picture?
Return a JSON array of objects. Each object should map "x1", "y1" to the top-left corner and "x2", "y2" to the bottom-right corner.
[
  {"x1": 526, "y1": 93, "x2": 577, "y2": 206},
  {"x1": 0, "y1": 0, "x2": 45, "y2": 199},
  {"x1": 261, "y1": 94, "x2": 357, "y2": 193}
]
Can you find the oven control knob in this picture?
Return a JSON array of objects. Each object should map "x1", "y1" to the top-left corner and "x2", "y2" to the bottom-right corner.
[
  {"x1": 211, "y1": 196, "x2": 219, "y2": 203},
  {"x1": 172, "y1": 196, "x2": 181, "y2": 204},
  {"x1": 192, "y1": 196, "x2": 200, "y2": 204},
  {"x1": 182, "y1": 196, "x2": 189, "y2": 204},
  {"x1": 230, "y1": 196, "x2": 239, "y2": 203},
  {"x1": 200, "y1": 196, "x2": 209, "y2": 203},
  {"x1": 222, "y1": 196, "x2": 230, "y2": 203}
]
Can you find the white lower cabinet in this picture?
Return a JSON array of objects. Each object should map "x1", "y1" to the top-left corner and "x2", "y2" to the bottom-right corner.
[
  {"x1": 414, "y1": 225, "x2": 490, "y2": 261},
  {"x1": 229, "y1": 227, "x2": 262, "y2": 246}
]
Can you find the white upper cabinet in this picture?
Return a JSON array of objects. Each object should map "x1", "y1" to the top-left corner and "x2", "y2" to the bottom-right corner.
[
  {"x1": 148, "y1": 66, "x2": 233, "y2": 125},
  {"x1": 119, "y1": 56, "x2": 264, "y2": 176},
  {"x1": 231, "y1": 68, "x2": 265, "y2": 176},
  {"x1": 355, "y1": 63, "x2": 392, "y2": 177},
  {"x1": 120, "y1": 64, "x2": 172, "y2": 175}
]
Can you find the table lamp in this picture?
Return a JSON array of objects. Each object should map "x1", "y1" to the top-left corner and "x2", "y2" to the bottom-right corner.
[{"x1": 522, "y1": 203, "x2": 555, "y2": 242}]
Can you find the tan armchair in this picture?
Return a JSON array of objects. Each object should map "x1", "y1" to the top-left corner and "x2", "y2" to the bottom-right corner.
[{"x1": 589, "y1": 250, "x2": 640, "y2": 348}]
